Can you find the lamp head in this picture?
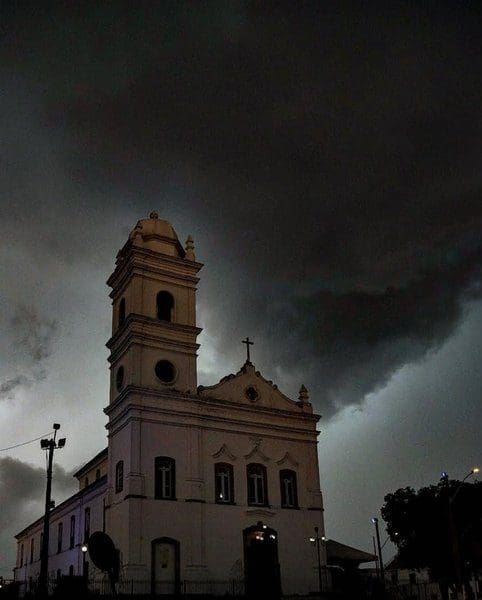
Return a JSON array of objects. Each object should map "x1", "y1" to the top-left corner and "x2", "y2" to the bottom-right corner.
[
  {"x1": 57, "y1": 438, "x2": 66, "y2": 448},
  {"x1": 371, "y1": 517, "x2": 378, "y2": 524},
  {"x1": 473, "y1": 467, "x2": 479, "y2": 474},
  {"x1": 81, "y1": 544, "x2": 88, "y2": 553},
  {"x1": 40, "y1": 439, "x2": 49, "y2": 449},
  {"x1": 53, "y1": 423, "x2": 60, "y2": 430}
]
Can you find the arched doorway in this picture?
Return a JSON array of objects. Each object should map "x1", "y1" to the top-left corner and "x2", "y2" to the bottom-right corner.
[
  {"x1": 151, "y1": 537, "x2": 180, "y2": 596},
  {"x1": 243, "y1": 522, "x2": 281, "y2": 599}
]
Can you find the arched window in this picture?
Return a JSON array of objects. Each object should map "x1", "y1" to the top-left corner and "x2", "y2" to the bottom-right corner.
[
  {"x1": 30, "y1": 538, "x2": 34, "y2": 563},
  {"x1": 95, "y1": 468, "x2": 100, "y2": 480},
  {"x1": 115, "y1": 460, "x2": 124, "y2": 494},
  {"x1": 247, "y1": 463, "x2": 268, "y2": 506},
  {"x1": 155, "y1": 457, "x2": 176, "y2": 500},
  {"x1": 84, "y1": 477, "x2": 89, "y2": 488},
  {"x1": 156, "y1": 291, "x2": 174, "y2": 322},
  {"x1": 280, "y1": 469, "x2": 298, "y2": 508},
  {"x1": 215, "y1": 463, "x2": 234, "y2": 504},
  {"x1": 118, "y1": 298, "x2": 126, "y2": 327}
]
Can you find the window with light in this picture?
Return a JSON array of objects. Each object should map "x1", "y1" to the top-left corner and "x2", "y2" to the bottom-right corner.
[{"x1": 215, "y1": 463, "x2": 234, "y2": 504}]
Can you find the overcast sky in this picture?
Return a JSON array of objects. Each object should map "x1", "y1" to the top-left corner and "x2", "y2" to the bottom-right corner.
[{"x1": 1, "y1": 2, "x2": 481, "y2": 576}]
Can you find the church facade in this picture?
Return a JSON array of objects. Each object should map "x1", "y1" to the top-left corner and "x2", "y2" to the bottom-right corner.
[{"x1": 14, "y1": 213, "x2": 327, "y2": 596}]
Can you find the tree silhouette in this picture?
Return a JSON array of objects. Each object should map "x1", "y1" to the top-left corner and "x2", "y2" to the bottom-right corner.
[{"x1": 381, "y1": 479, "x2": 482, "y2": 600}]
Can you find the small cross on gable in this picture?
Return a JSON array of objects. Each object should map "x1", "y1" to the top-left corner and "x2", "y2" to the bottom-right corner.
[{"x1": 242, "y1": 337, "x2": 254, "y2": 363}]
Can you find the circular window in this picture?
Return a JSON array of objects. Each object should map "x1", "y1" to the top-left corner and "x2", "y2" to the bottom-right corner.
[
  {"x1": 155, "y1": 360, "x2": 176, "y2": 384},
  {"x1": 116, "y1": 366, "x2": 125, "y2": 392},
  {"x1": 245, "y1": 386, "x2": 259, "y2": 402}
]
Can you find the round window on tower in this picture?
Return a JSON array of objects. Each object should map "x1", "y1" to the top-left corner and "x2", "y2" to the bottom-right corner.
[
  {"x1": 116, "y1": 366, "x2": 125, "y2": 392},
  {"x1": 155, "y1": 360, "x2": 177, "y2": 384}
]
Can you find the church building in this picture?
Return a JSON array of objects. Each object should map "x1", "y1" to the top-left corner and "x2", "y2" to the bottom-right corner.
[{"x1": 14, "y1": 213, "x2": 327, "y2": 596}]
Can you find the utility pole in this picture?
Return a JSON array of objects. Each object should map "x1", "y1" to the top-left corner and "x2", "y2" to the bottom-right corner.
[
  {"x1": 441, "y1": 468, "x2": 479, "y2": 600},
  {"x1": 38, "y1": 424, "x2": 66, "y2": 598}
]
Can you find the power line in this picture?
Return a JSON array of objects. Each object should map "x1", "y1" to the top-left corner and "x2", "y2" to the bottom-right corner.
[{"x1": 0, "y1": 432, "x2": 53, "y2": 452}]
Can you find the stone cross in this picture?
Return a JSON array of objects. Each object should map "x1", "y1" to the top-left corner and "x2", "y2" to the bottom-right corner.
[{"x1": 242, "y1": 337, "x2": 254, "y2": 363}]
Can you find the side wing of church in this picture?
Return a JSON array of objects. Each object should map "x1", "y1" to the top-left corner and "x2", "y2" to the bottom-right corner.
[{"x1": 14, "y1": 213, "x2": 327, "y2": 596}]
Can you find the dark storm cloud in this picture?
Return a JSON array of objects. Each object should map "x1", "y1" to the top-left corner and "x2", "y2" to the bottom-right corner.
[
  {"x1": 0, "y1": 457, "x2": 76, "y2": 569},
  {"x1": 0, "y1": 456, "x2": 76, "y2": 529},
  {"x1": 0, "y1": 307, "x2": 58, "y2": 399},
  {"x1": 0, "y1": 457, "x2": 45, "y2": 507},
  {"x1": 12, "y1": 307, "x2": 58, "y2": 364},
  {"x1": 2, "y1": 3, "x2": 482, "y2": 414},
  {"x1": 0, "y1": 457, "x2": 75, "y2": 505},
  {"x1": 269, "y1": 245, "x2": 482, "y2": 412},
  {"x1": 0, "y1": 376, "x2": 30, "y2": 397}
]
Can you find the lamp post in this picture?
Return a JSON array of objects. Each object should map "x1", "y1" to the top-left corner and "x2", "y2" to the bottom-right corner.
[
  {"x1": 81, "y1": 544, "x2": 88, "y2": 578},
  {"x1": 38, "y1": 424, "x2": 66, "y2": 598},
  {"x1": 309, "y1": 526, "x2": 326, "y2": 596},
  {"x1": 371, "y1": 517, "x2": 385, "y2": 589}
]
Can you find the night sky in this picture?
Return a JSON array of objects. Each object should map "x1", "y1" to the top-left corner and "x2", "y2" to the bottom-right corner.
[{"x1": 1, "y1": 2, "x2": 481, "y2": 576}]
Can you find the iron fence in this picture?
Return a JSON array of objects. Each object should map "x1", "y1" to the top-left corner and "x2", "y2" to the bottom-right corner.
[{"x1": 12, "y1": 576, "x2": 245, "y2": 597}]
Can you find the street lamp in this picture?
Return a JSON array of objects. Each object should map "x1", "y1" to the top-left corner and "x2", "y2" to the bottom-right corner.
[
  {"x1": 371, "y1": 517, "x2": 385, "y2": 589},
  {"x1": 308, "y1": 526, "x2": 326, "y2": 596},
  {"x1": 38, "y1": 424, "x2": 67, "y2": 598},
  {"x1": 462, "y1": 467, "x2": 479, "y2": 481},
  {"x1": 81, "y1": 543, "x2": 88, "y2": 578}
]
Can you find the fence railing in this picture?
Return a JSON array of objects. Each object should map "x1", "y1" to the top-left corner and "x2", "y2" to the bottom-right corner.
[{"x1": 13, "y1": 576, "x2": 245, "y2": 597}]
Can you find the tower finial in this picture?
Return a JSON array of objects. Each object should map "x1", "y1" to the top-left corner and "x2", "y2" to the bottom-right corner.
[
  {"x1": 185, "y1": 235, "x2": 195, "y2": 260},
  {"x1": 149, "y1": 211, "x2": 159, "y2": 219},
  {"x1": 298, "y1": 384, "x2": 309, "y2": 403}
]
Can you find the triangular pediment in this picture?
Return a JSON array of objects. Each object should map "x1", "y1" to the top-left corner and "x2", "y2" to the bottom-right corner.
[
  {"x1": 276, "y1": 452, "x2": 299, "y2": 467},
  {"x1": 198, "y1": 362, "x2": 306, "y2": 412},
  {"x1": 244, "y1": 437, "x2": 270, "y2": 462},
  {"x1": 212, "y1": 444, "x2": 237, "y2": 461}
]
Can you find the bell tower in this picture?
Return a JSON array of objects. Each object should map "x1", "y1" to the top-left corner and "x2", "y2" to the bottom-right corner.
[{"x1": 106, "y1": 212, "x2": 202, "y2": 401}]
